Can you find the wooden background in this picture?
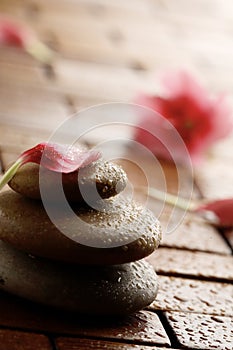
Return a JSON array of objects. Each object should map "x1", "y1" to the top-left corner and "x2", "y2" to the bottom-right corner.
[{"x1": 0, "y1": 1, "x2": 233, "y2": 349}]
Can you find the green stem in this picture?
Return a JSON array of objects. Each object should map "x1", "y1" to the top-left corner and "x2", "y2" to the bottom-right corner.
[
  {"x1": 138, "y1": 186, "x2": 197, "y2": 211},
  {"x1": 0, "y1": 159, "x2": 22, "y2": 191}
]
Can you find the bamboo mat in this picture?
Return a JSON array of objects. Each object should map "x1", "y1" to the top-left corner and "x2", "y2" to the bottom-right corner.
[{"x1": 0, "y1": 1, "x2": 233, "y2": 349}]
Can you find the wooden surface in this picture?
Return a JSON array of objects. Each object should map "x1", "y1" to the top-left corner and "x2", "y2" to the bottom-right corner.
[{"x1": 0, "y1": 1, "x2": 233, "y2": 349}]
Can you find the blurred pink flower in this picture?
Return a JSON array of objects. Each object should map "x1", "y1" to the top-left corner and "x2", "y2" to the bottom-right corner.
[
  {"x1": 0, "y1": 16, "x2": 31, "y2": 47},
  {"x1": 0, "y1": 15, "x2": 52, "y2": 63},
  {"x1": 134, "y1": 71, "x2": 233, "y2": 164}
]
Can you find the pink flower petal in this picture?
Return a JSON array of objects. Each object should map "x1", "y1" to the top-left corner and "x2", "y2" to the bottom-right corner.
[
  {"x1": 20, "y1": 143, "x2": 101, "y2": 173},
  {"x1": 196, "y1": 198, "x2": 233, "y2": 228},
  {"x1": 162, "y1": 71, "x2": 209, "y2": 109}
]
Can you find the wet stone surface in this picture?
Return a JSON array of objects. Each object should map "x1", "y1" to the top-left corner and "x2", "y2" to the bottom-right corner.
[
  {"x1": 8, "y1": 160, "x2": 127, "y2": 202},
  {"x1": 0, "y1": 241, "x2": 158, "y2": 316},
  {"x1": 0, "y1": 190, "x2": 162, "y2": 265}
]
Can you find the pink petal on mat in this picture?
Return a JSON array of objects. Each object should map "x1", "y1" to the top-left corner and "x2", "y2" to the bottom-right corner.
[
  {"x1": 196, "y1": 198, "x2": 233, "y2": 228},
  {"x1": 0, "y1": 143, "x2": 101, "y2": 192}
]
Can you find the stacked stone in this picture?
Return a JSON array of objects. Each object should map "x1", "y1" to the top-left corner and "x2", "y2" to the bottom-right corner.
[{"x1": 0, "y1": 157, "x2": 162, "y2": 316}]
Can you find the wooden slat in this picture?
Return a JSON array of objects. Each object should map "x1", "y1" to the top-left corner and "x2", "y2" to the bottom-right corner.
[
  {"x1": 0, "y1": 83, "x2": 67, "y2": 131},
  {"x1": 0, "y1": 329, "x2": 52, "y2": 350},
  {"x1": 147, "y1": 248, "x2": 233, "y2": 282},
  {"x1": 0, "y1": 123, "x2": 50, "y2": 164},
  {"x1": 52, "y1": 58, "x2": 160, "y2": 101},
  {"x1": 165, "y1": 311, "x2": 233, "y2": 350},
  {"x1": 155, "y1": 0, "x2": 233, "y2": 20},
  {"x1": 56, "y1": 337, "x2": 176, "y2": 350},
  {"x1": 195, "y1": 157, "x2": 233, "y2": 199},
  {"x1": 0, "y1": 292, "x2": 170, "y2": 347},
  {"x1": 0, "y1": 47, "x2": 39, "y2": 66},
  {"x1": 0, "y1": 149, "x2": 4, "y2": 174},
  {"x1": 160, "y1": 212, "x2": 231, "y2": 255},
  {"x1": 0, "y1": 61, "x2": 47, "y2": 87},
  {"x1": 195, "y1": 133, "x2": 233, "y2": 199},
  {"x1": 149, "y1": 275, "x2": 233, "y2": 316},
  {"x1": 223, "y1": 229, "x2": 233, "y2": 251},
  {"x1": 210, "y1": 132, "x2": 233, "y2": 161}
]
